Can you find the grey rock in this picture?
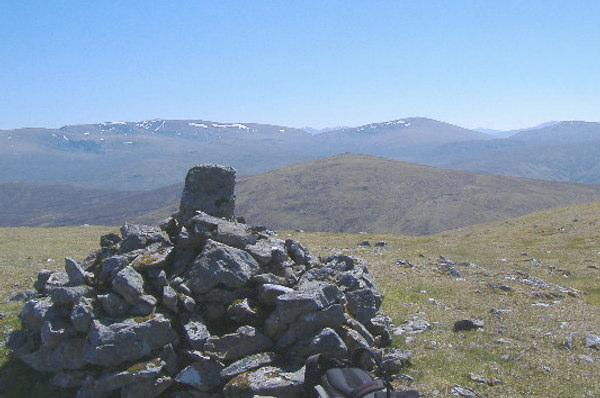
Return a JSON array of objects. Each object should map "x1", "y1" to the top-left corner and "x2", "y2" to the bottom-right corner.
[
  {"x1": 100, "y1": 232, "x2": 122, "y2": 247},
  {"x1": 285, "y1": 239, "x2": 312, "y2": 265},
  {"x1": 98, "y1": 255, "x2": 129, "y2": 284},
  {"x1": 223, "y1": 366, "x2": 305, "y2": 398},
  {"x1": 175, "y1": 355, "x2": 225, "y2": 391},
  {"x1": 41, "y1": 319, "x2": 77, "y2": 348},
  {"x1": 204, "y1": 325, "x2": 272, "y2": 362},
  {"x1": 182, "y1": 314, "x2": 211, "y2": 350},
  {"x1": 18, "y1": 296, "x2": 55, "y2": 332},
  {"x1": 162, "y1": 285, "x2": 179, "y2": 313},
  {"x1": 227, "y1": 298, "x2": 260, "y2": 325},
  {"x1": 159, "y1": 344, "x2": 179, "y2": 376},
  {"x1": 257, "y1": 284, "x2": 294, "y2": 306},
  {"x1": 585, "y1": 333, "x2": 600, "y2": 349},
  {"x1": 180, "y1": 212, "x2": 257, "y2": 249},
  {"x1": 221, "y1": 352, "x2": 277, "y2": 379},
  {"x1": 50, "y1": 370, "x2": 93, "y2": 389},
  {"x1": 167, "y1": 246, "x2": 197, "y2": 277},
  {"x1": 119, "y1": 223, "x2": 168, "y2": 254},
  {"x1": 97, "y1": 292, "x2": 130, "y2": 318},
  {"x1": 345, "y1": 318, "x2": 376, "y2": 347},
  {"x1": 394, "y1": 320, "x2": 432, "y2": 335},
  {"x1": 175, "y1": 282, "x2": 194, "y2": 297},
  {"x1": 177, "y1": 164, "x2": 236, "y2": 223},
  {"x1": 336, "y1": 325, "x2": 370, "y2": 351},
  {"x1": 488, "y1": 283, "x2": 512, "y2": 292},
  {"x1": 130, "y1": 244, "x2": 173, "y2": 271},
  {"x1": 50, "y1": 285, "x2": 94, "y2": 306},
  {"x1": 180, "y1": 294, "x2": 197, "y2": 312},
  {"x1": 276, "y1": 304, "x2": 346, "y2": 348},
  {"x1": 111, "y1": 266, "x2": 146, "y2": 305},
  {"x1": 380, "y1": 348, "x2": 413, "y2": 374},
  {"x1": 17, "y1": 337, "x2": 90, "y2": 372},
  {"x1": 129, "y1": 294, "x2": 158, "y2": 316},
  {"x1": 34, "y1": 269, "x2": 69, "y2": 294},
  {"x1": 70, "y1": 298, "x2": 94, "y2": 333},
  {"x1": 65, "y1": 257, "x2": 90, "y2": 286},
  {"x1": 453, "y1": 319, "x2": 485, "y2": 332},
  {"x1": 580, "y1": 355, "x2": 595, "y2": 364},
  {"x1": 563, "y1": 332, "x2": 574, "y2": 350},
  {"x1": 86, "y1": 315, "x2": 177, "y2": 367},
  {"x1": 345, "y1": 287, "x2": 383, "y2": 323},
  {"x1": 365, "y1": 313, "x2": 392, "y2": 337},
  {"x1": 184, "y1": 239, "x2": 260, "y2": 294},
  {"x1": 9, "y1": 289, "x2": 36, "y2": 302},
  {"x1": 450, "y1": 385, "x2": 482, "y2": 398},
  {"x1": 147, "y1": 269, "x2": 169, "y2": 287},
  {"x1": 264, "y1": 282, "x2": 342, "y2": 337},
  {"x1": 245, "y1": 238, "x2": 289, "y2": 266},
  {"x1": 199, "y1": 287, "x2": 245, "y2": 305},
  {"x1": 121, "y1": 376, "x2": 173, "y2": 398},
  {"x1": 305, "y1": 327, "x2": 348, "y2": 358},
  {"x1": 252, "y1": 273, "x2": 291, "y2": 287},
  {"x1": 76, "y1": 358, "x2": 167, "y2": 397}
]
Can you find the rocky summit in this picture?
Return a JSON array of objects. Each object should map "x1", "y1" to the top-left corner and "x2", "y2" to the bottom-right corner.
[{"x1": 6, "y1": 164, "x2": 409, "y2": 398}]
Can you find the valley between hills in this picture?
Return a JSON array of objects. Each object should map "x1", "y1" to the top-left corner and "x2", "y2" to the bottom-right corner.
[{"x1": 3, "y1": 153, "x2": 600, "y2": 236}]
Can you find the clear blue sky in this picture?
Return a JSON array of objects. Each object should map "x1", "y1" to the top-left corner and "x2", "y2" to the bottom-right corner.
[{"x1": 1, "y1": 1, "x2": 599, "y2": 131}]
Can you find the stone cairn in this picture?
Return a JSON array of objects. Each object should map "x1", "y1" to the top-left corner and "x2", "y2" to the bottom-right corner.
[{"x1": 7, "y1": 164, "x2": 410, "y2": 398}]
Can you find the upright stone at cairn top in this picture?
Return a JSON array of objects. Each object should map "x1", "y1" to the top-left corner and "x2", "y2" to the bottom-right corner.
[{"x1": 177, "y1": 164, "x2": 236, "y2": 223}]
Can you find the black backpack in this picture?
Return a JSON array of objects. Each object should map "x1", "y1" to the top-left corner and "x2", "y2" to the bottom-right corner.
[{"x1": 304, "y1": 347, "x2": 420, "y2": 398}]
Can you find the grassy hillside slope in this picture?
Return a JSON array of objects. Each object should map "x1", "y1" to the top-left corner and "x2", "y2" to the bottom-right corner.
[
  {"x1": 0, "y1": 182, "x2": 181, "y2": 227},
  {"x1": 1, "y1": 201, "x2": 599, "y2": 397},
  {"x1": 235, "y1": 153, "x2": 600, "y2": 235}
]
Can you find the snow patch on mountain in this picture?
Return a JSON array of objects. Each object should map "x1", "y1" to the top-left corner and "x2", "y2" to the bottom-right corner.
[{"x1": 188, "y1": 122, "x2": 209, "y2": 128}]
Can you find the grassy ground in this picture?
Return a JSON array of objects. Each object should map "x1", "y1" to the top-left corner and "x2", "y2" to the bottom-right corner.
[
  {"x1": 285, "y1": 202, "x2": 600, "y2": 397},
  {"x1": 1, "y1": 204, "x2": 599, "y2": 397}
]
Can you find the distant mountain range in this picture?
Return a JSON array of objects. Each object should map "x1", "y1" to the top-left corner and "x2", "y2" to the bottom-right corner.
[
  {"x1": 4, "y1": 154, "x2": 600, "y2": 235},
  {"x1": 2, "y1": 117, "x2": 600, "y2": 190}
]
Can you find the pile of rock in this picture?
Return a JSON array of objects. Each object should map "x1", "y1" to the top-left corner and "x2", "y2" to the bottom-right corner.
[{"x1": 7, "y1": 165, "x2": 407, "y2": 398}]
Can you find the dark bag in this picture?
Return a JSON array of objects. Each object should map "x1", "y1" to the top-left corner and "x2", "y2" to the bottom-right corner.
[{"x1": 304, "y1": 347, "x2": 420, "y2": 398}]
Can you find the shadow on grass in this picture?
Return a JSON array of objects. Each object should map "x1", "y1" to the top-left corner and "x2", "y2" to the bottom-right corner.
[{"x1": 0, "y1": 355, "x2": 76, "y2": 398}]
